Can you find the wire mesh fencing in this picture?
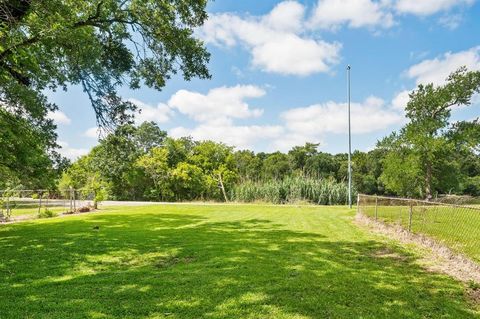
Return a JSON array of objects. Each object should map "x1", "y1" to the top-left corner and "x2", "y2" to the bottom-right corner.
[
  {"x1": 357, "y1": 194, "x2": 480, "y2": 263},
  {"x1": 0, "y1": 189, "x2": 96, "y2": 222}
]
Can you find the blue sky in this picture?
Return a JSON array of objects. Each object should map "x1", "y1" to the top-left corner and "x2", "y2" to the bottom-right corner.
[{"x1": 48, "y1": 0, "x2": 480, "y2": 159}]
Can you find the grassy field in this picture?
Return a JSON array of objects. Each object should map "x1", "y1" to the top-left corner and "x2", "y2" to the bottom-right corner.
[
  {"x1": 0, "y1": 205, "x2": 478, "y2": 318},
  {"x1": 360, "y1": 203, "x2": 480, "y2": 262}
]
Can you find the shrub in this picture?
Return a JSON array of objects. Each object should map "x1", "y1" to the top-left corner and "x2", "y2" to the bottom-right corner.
[
  {"x1": 38, "y1": 209, "x2": 57, "y2": 218},
  {"x1": 231, "y1": 177, "x2": 354, "y2": 205}
]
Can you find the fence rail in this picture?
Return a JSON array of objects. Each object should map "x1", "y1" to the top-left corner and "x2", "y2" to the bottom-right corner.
[
  {"x1": 357, "y1": 194, "x2": 480, "y2": 263},
  {"x1": 0, "y1": 189, "x2": 95, "y2": 221}
]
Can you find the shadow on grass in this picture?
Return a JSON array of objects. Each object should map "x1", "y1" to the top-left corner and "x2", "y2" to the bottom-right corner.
[{"x1": 0, "y1": 212, "x2": 477, "y2": 318}]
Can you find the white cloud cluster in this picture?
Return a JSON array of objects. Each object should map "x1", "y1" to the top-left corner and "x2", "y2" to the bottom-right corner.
[
  {"x1": 168, "y1": 85, "x2": 264, "y2": 123},
  {"x1": 395, "y1": 0, "x2": 474, "y2": 16},
  {"x1": 57, "y1": 141, "x2": 88, "y2": 160},
  {"x1": 200, "y1": 0, "x2": 475, "y2": 76},
  {"x1": 47, "y1": 110, "x2": 71, "y2": 125},
  {"x1": 128, "y1": 98, "x2": 173, "y2": 124},
  {"x1": 167, "y1": 85, "x2": 403, "y2": 151},
  {"x1": 309, "y1": 0, "x2": 394, "y2": 29},
  {"x1": 170, "y1": 124, "x2": 284, "y2": 150},
  {"x1": 84, "y1": 127, "x2": 98, "y2": 138},
  {"x1": 275, "y1": 96, "x2": 403, "y2": 150},
  {"x1": 167, "y1": 85, "x2": 281, "y2": 149},
  {"x1": 392, "y1": 46, "x2": 480, "y2": 111},
  {"x1": 199, "y1": 1, "x2": 341, "y2": 76},
  {"x1": 406, "y1": 46, "x2": 480, "y2": 86}
]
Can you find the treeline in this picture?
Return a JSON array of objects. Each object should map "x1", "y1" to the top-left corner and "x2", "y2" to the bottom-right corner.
[{"x1": 56, "y1": 122, "x2": 354, "y2": 204}]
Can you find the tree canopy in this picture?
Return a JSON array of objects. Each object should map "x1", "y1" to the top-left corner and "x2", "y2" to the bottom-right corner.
[
  {"x1": 380, "y1": 67, "x2": 480, "y2": 198},
  {"x1": 0, "y1": 0, "x2": 210, "y2": 129}
]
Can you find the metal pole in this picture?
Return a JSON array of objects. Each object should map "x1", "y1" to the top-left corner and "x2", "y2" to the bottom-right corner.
[
  {"x1": 347, "y1": 65, "x2": 352, "y2": 208},
  {"x1": 375, "y1": 196, "x2": 378, "y2": 221},
  {"x1": 408, "y1": 203, "x2": 413, "y2": 232},
  {"x1": 356, "y1": 194, "x2": 360, "y2": 215}
]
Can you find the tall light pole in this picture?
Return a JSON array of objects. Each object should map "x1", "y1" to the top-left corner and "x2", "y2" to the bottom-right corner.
[{"x1": 347, "y1": 65, "x2": 352, "y2": 208}]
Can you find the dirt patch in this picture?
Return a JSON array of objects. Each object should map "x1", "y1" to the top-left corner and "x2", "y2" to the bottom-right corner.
[
  {"x1": 371, "y1": 247, "x2": 409, "y2": 262},
  {"x1": 468, "y1": 288, "x2": 480, "y2": 305},
  {"x1": 356, "y1": 214, "x2": 480, "y2": 285},
  {"x1": 155, "y1": 255, "x2": 196, "y2": 269}
]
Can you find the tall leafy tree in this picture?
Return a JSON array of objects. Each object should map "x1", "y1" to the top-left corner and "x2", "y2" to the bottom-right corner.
[
  {"x1": 288, "y1": 143, "x2": 319, "y2": 173},
  {"x1": 1, "y1": 0, "x2": 210, "y2": 189},
  {"x1": 133, "y1": 121, "x2": 167, "y2": 152},
  {"x1": 263, "y1": 152, "x2": 291, "y2": 180},
  {"x1": 0, "y1": 0, "x2": 210, "y2": 129},
  {"x1": 380, "y1": 67, "x2": 480, "y2": 198},
  {"x1": 233, "y1": 150, "x2": 262, "y2": 182},
  {"x1": 0, "y1": 108, "x2": 57, "y2": 188}
]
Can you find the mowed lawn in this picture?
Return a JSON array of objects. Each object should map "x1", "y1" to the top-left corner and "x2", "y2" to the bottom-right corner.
[{"x1": 0, "y1": 205, "x2": 478, "y2": 318}]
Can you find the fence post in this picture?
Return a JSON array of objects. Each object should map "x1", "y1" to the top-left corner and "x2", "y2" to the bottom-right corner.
[
  {"x1": 69, "y1": 187, "x2": 73, "y2": 212},
  {"x1": 38, "y1": 191, "x2": 42, "y2": 215},
  {"x1": 375, "y1": 196, "x2": 378, "y2": 221},
  {"x1": 408, "y1": 202, "x2": 413, "y2": 232},
  {"x1": 6, "y1": 196, "x2": 10, "y2": 219},
  {"x1": 356, "y1": 194, "x2": 360, "y2": 214}
]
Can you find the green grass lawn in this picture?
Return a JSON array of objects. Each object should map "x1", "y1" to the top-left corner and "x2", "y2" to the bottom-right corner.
[
  {"x1": 360, "y1": 204, "x2": 480, "y2": 262},
  {"x1": 0, "y1": 205, "x2": 478, "y2": 318}
]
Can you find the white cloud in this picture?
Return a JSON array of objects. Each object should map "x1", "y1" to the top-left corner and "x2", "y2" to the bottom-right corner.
[
  {"x1": 170, "y1": 124, "x2": 284, "y2": 150},
  {"x1": 395, "y1": 0, "x2": 474, "y2": 16},
  {"x1": 309, "y1": 0, "x2": 394, "y2": 29},
  {"x1": 128, "y1": 98, "x2": 173, "y2": 124},
  {"x1": 406, "y1": 46, "x2": 480, "y2": 86},
  {"x1": 281, "y1": 96, "x2": 403, "y2": 135},
  {"x1": 168, "y1": 85, "x2": 265, "y2": 123},
  {"x1": 165, "y1": 84, "x2": 404, "y2": 151},
  {"x1": 57, "y1": 141, "x2": 88, "y2": 160},
  {"x1": 84, "y1": 127, "x2": 102, "y2": 139},
  {"x1": 199, "y1": 1, "x2": 341, "y2": 76},
  {"x1": 270, "y1": 133, "x2": 327, "y2": 152},
  {"x1": 47, "y1": 110, "x2": 71, "y2": 125},
  {"x1": 268, "y1": 96, "x2": 404, "y2": 151},
  {"x1": 391, "y1": 90, "x2": 411, "y2": 110},
  {"x1": 438, "y1": 14, "x2": 463, "y2": 29}
]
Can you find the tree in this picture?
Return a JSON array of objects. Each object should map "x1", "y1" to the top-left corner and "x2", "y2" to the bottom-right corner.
[
  {"x1": 263, "y1": 152, "x2": 291, "y2": 180},
  {"x1": 0, "y1": 108, "x2": 57, "y2": 189},
  {"x1": 233, "y1": 150, "x2": 262, "y2": 182},
  {"x1": 288, "y1": 143, "x2": 319, "y2": 173},
  {"x1": 190, "y1": 141, "x2": 237, "y2": 201},
  {"x1": 134, "y1": 121, "x2": 167, "y2": 153},
  {"x1": 305, "y1": 152, "x2": 339, "y2": 179},
  {"x1": 89, "y1": 125, "x2": 142, "y2": 199},
  {"x1": 0, "y1": 0, "x2": 210, "y2": 130},
  {"x1": 380, "y1": 67, "x2": 480, "y2": 198},
  {"x1": 171, "y1": 162, "x2": 205, "y2": 201},
  {"x1": 351, "y1": 149, "x2": 385, "y2": 195},
  {"x1": 135, "y1": 147, "x2": 173, "y2": 200}
]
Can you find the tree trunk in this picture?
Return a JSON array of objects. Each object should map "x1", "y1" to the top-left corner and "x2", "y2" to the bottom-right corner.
[
  {"x1": 425, "y1": 160, "x2": 433, "y2": 201},
  {"x1": 217, "y1": 173, "x2": 228, "y2": 202}
]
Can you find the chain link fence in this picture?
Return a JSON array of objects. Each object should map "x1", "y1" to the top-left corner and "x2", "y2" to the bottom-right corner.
[
  {"x1": 357, "y1": 194, "x2": 480, "y2": 263},
  {"x1": 0, "y1": 189, "x2": 96, "y2": 222}
]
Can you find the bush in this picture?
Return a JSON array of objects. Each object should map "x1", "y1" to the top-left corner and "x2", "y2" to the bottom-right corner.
[
  {"x1": 38, "y1": 209, "x2": 57, "y2": 218},
  {"x1": 77, "y1": 206, "x2": 91, "y2": 213},
  {"x1": 231, "y1": 177, "x2": 354, "y2": 205}
]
